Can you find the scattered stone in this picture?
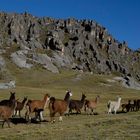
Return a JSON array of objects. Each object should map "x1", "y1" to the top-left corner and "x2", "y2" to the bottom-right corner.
[{"x1": 0, "y1": 80, "x2": 16, "y2": 89}]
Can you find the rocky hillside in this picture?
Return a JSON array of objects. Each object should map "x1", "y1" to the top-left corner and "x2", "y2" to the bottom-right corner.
[{"x1": 0, "y1": 12, "x2": 140, "y2": 83}]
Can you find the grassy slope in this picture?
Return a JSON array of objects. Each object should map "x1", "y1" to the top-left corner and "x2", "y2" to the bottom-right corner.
[{"x1": 0, "y1": 65, "x2": 139, "y2": 140}]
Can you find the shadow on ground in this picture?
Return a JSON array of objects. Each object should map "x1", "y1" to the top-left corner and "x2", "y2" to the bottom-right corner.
[{"x1": 10, "y1": 117, "x2": 48, "y2": 125}]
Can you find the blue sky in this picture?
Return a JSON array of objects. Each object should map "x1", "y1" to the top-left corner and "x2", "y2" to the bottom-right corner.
[{"x1": 0, "y1": 0, "x2": 140, "y2": 50}]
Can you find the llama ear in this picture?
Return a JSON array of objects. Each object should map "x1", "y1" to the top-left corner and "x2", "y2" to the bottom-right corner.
[{"x1": 66, "y1": 89, "x2": 70, "y2": 92}]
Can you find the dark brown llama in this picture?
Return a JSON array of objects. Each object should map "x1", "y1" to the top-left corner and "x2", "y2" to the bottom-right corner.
[
  {"x1": 136, "y1": 99, "x2": 140, "y2": 111},
  {"x1": 49, "y1": 90, "x2": 72, "y2": 122},
  {"x1": 14, "y1": 97, "x2": 27, "y2": 117},
  {"x1": 69, "y1": 94, "x2": 86, "y2": 114},
  {"x1": 121, "y1": 100, "x2": 131, "y2": 112},
  {"x1": 0, "y1": 92, "x2": 16, "y2": 107},
  {"x1": 84, "y1": 95, "x2": 100, "y2": 115}
]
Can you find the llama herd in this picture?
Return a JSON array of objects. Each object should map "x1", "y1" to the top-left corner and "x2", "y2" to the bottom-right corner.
[{"x1": 0, "y1": 91, "x2": 140, "y2": 128}]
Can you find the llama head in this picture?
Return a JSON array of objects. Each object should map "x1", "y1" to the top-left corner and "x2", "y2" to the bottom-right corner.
[
  {"x1": 66, "y1": 90, "x2": 72, "y2": 97},
  {"x1": 117, "y1": 96, "x2": 121, "y2": 102},
  {"x1": 9, "y1": 92, "x2": 16, "y2": 100},
  {"x1": 44, "y1": 93, "x2": 50, "y2": 101},
  {"x1": 97, "y1": 95, "x2": 100, "y2": 98},
  {"x1": 24, "y1": 97, "x2": 28, "y2": 101},
  {"x1": 82, "y1": 93, "x2": 86, "y2": 99}
]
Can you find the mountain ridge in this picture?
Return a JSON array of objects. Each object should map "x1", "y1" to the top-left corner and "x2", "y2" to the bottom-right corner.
[{"x1": 0, "y1": 12, "x2": 140, "y2": 83}]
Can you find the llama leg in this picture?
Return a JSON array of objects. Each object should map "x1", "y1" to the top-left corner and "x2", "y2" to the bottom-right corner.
[
  {"x1": 121, "y1": 108, "x2": 123, "y2": 112},
  {"x1": 16, "y1": 110, "x2": 19, "y2": 117},
  {"x1": 114, "y1": 109, "x2": 117, "y2": 114},
  {"x1": 26, "y1": 112, "x2": 31, "y2": 122},
  {"x1": 7, "y1": 119, "x2": 10, "y2": 128},
  {"x1": 14, "y1": 110, "x2": 16, "y2": 117},
  {"x1": 91, "y1": 109, "x2": 94, "y2": 115},
  {"x1": 108, "y1": 108, "x2": 111, "y2": 114},
  {"x1": 50, "y1": 112, "x2": 55, "y2": 123},
  {"x1": 78, "y1": 108, "x2": 81, "y2": 114},
  {"x1": 59, "y1": 116, "x2": 63, "y2": 122},
  {"x1": 40, "y1": 111, "x2": 44, "y2": 121},
  {"x1": 69, "y1": 108, "x2": 72, "y2": 114},
  {"x1": 19, "y1": 111, "x2": 21, "y2": 117},
  {"x1": 35, "y1": 112, "x2": 39, "y2": 120},
  {"x1": 64, "y1": 108, "x2": 69, "y2": 116},
  {"x1": 84, "y1": 106, "x2": 87, "y2": 112},
  {"x1": 25, "y1": 111, "x2": 28, "y2": 120},
  {"x1": 87, "y1": 108, "x2": 90, "y2": 115},
  {"x1": 2, "y1": 120, "x2": 5, "y2": 128}
]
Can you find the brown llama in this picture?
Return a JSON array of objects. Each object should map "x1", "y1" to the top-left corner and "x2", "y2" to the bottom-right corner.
[
  {"x1": 25, "y1": 94, "x2": 50, "y2": 121},
  {"x1": 0, "y1": 99, "x2": 17, "y2": 128},
  {"x1": 84, "y1": 95, "x2": 100, "y2": 115},
  {"x1": 0, "y1": 92, "x2": 16, "y2": 107},
  {"x1": 14, "y1": 97, "x2": 27, "y2": 117},
  {"x1": 49, "y1": 90, "x2": 72, "y2": 122},
  {"x1": 69, "y1": 94, "x2": 86, "y2": 114}
]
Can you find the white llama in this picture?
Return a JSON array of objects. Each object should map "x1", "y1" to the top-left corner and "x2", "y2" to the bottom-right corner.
[{"x1": 107, "y1": 96, "x2": 121, "y2": 114}]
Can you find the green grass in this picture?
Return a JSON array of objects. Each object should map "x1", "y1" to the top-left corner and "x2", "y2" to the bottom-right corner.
[{"x1": 0, "y1": 69, "x2": 140, "y2": 140}]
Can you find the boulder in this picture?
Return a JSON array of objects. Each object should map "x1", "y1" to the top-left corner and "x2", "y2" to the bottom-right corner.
[{"x1": 11, "y1": 50, "x2": 33, "y2": 69}]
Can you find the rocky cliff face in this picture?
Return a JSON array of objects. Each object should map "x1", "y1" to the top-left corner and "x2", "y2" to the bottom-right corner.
[{"x1": 0, "y1": 12, "x2": 140, "y2": 82}]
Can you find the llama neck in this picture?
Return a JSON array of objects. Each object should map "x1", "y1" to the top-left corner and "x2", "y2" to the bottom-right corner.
[
  {"x1": 43, "y1": 97, "x2": 48, "y2": 109},
  {"x1": 11, "y1": 101, "x2": 17, "y2": 110},
  {"x1": 22, "y1": 99, "x2": 26, "y2": 104},
  {"x1": 95, "y1": 97, "x2": 98, "y2": 103},
  {"x1": 117, "y1": 98, "x2": 121, "y2": 104},
  {"x1": 81, "y1": 97, "x2": 85, "y2": 103},
  {"x1": 64, "y1": 95, "x2": 70, "y2": 103}
]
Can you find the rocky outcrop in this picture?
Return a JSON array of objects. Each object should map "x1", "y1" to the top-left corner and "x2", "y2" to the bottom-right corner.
[
  {"x1": 0, "y1": 12, "x2": 140, "y2": 81},
  {"x1": 11, "y1": 50, "x2": 33, "y2": 69},
  {"x1": 0, "y1": 56, "x2": 5, "y2": 68},
  {"x1": 33, "y1": 53, "x2": 59, "y2": 73},
  {"x1": 113, "y1": 77, "x2": 140, "y2": 90}
]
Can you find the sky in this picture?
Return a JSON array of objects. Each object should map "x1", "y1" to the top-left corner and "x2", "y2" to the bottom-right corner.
[{"x1": 0, "y1": 0, "x2": 140, "y2": 50}]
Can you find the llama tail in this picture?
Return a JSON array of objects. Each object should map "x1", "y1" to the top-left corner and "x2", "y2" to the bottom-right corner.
[
  {"x1": 107, "y1": 100, "x2": 111, "y2": 109},
  {"x1": 49, "y1": 97, "x2": 56, "y2": 111}
]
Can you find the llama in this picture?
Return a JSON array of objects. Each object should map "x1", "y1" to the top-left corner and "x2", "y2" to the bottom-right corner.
[
  {"x1": 14, "y1": 97, "x2": 27, "y2": 117},
  {"x1": 107, "y1": 96, "x2": 121, "y2": 114},
  {"x1": 121, "y1": 100, "x2": 131, "y2": 112},
  {"x1": 49, "y1": 90, "x2": 72, "y2": 122},
  {"x1": 136, "y1": 99, "x2": 140, "y2": 111},
  {"x1": 0, "y1": 99, "x2": 17, "y2": 128},
  {"x1": 84, "y1": 95, "x2": 100, "y2": 115},
  {"x1": 25, "y1": 94, "x2": 50, "y2": 121},
  {"x1": 69, "y1": 94, "x2": 86, "y2": 114},
  {"x1": 0, "y1": 92, "x2": 15, "y2": 107}
]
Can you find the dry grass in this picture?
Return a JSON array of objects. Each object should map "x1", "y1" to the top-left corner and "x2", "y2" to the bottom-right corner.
[{"x1": 0, "y1": 69, "x2": 140, "y2": 140}]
